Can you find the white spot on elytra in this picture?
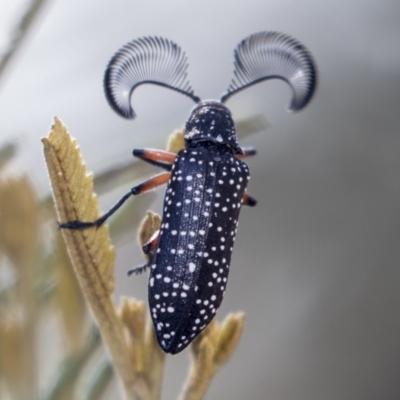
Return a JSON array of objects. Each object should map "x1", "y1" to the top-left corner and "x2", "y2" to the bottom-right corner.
[{"x1": 189, "y1": 262, "x2": 196, "y2": 272}]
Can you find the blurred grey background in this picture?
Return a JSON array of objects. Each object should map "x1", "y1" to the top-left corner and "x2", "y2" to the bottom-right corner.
[{"x1": 1, "y1": 0, "x2": 399, "y2": 399}]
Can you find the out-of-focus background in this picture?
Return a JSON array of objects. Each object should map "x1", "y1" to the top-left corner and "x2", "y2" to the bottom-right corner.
[{"x1": 0, "y1": 0, "x2": 399, "y2": 399}]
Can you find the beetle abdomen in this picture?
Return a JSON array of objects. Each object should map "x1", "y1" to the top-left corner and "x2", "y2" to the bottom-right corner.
[{"x1": 148, "y1": 147, "x2": 249, "y2": 353}]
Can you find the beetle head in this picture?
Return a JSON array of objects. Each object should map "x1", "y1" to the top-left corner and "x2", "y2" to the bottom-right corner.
[{"x1": 184, "y1": 100, "x2": 242, "y2": 154}]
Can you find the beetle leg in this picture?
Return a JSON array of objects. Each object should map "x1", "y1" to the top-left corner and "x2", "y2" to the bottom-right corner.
[
  {"x1": 236, "y1": 147, "x2": 257, "y2": 159},
  {"x1": 242, "y1": 192, "x2": 257, "y2": 207},
  {"x1": 127, "y1": 263, "x2": 149, "y2": 275},
  {"x1": 128, "y1": 229, "x2": 160, "y2": 275},
  {"x1": 133, "y1": 148, "x2": 176, "y2": 171},
  {"x1": 131, "y1": 171, "x2": 170, "y2": 195},
  {"x1": 59, "y1": 172, "x2": 170, "y2": 230},
  {"x1": 142, "y1": 229, "x2": 160, "y2": 257}
]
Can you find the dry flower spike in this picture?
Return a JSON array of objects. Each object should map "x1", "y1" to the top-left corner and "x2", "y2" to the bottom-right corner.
[{"x1": 42, "y1": 118, "x2": 150, "y2": 400}]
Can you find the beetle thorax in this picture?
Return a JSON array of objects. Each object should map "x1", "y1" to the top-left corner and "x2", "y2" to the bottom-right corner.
[{"x1": 184, "y1": 100, "x2": 242, "y2": 154}]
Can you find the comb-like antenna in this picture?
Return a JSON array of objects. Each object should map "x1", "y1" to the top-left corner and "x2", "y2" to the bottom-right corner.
[
  {"x1": 220, "y1": 31, "x2": 317, "y2": 111},
  {"x1": 104, "y1": 36, "x2": 201, "y2": 119}
]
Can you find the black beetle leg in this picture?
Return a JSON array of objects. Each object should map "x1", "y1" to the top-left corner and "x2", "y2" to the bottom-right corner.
[
  {"x1": 59, "y1": 172, "x2": 171, "y2": 230},
  {"x1": 127, "y1": 263, "x2": 149, "y2": 276},
  {"x1": 128, "y1": 229, "x2": 160, "y2": 276},
  {"x1": 142, "y1": 229, "x2": 160, "y2": 257}
]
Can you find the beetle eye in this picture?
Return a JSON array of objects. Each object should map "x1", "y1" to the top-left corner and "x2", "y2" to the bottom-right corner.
[
  {"x1": 220, "y1": 31, "x2": 317, "y2": 112},
  {"x1": 104, "y1": 36, "x2": 201, "y2": 119}
]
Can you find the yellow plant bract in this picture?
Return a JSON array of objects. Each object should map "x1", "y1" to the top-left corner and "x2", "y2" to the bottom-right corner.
[{"x1": 42, "y1": 118, "x2": 150, "y2": 400}]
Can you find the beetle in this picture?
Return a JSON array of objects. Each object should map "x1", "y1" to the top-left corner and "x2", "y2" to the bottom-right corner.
[{"x1": 61, "y1": 31, "x2": 317, "y2": 354}]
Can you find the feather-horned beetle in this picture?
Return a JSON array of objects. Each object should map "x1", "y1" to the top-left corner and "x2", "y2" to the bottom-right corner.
[{"x1": 61, "y1": 31, "x2": 317, "y2": 354}]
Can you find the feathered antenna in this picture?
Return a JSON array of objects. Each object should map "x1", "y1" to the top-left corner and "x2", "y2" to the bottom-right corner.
[
  {"x1": 104, "y1": 36, "x2": 201, "y2": 119},
  {"x1": 220, "y1": 31, "x2": 317, "y2": 112}
]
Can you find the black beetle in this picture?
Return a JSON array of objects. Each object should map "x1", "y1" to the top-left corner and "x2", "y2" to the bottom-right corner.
[{"x1": 61, "y1": 31, "x2": 317, "y2": 354}]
